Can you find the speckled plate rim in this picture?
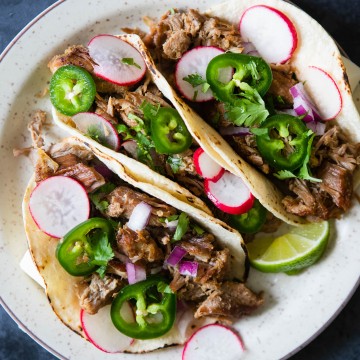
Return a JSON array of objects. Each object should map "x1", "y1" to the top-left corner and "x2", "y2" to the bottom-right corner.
[{"x1": 0, "y1": 1, "x2": 359, "y2": 360}]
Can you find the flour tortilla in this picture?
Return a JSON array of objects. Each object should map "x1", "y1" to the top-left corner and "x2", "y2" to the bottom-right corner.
[{"x1": 22, "y1": 139, "x2": 247, "y2": 353}]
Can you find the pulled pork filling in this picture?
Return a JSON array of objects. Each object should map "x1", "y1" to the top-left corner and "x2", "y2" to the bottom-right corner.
[
  {"x1": 142, "y1": 8, "x2": 360, "y2": 221},
  {"x1": 27, "y1": 118, "x2": 263, "y2": 323}
]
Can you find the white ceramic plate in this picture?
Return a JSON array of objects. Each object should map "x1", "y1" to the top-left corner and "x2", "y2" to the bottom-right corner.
[{"x1": 0, "y1": 1, "x2": 359, "y2": 359}]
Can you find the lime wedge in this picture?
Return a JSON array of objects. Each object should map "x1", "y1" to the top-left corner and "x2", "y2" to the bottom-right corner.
[{"x1": 247, "y1": 221, "x2": 330, "y2": 273}]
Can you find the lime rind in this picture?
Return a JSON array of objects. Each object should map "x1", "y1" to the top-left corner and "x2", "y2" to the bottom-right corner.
[{"x1": 248, "y1": 221, "x2": 330, "y2": 273}]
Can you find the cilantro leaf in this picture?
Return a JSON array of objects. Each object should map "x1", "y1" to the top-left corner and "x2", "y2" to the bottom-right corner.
[
  {"x1": 274, "y1": 133, "x2": 321, "y2": 183},
  {"x1": 96, "y1": 265, "x2": 108, "y2": 278},
  {"x1": 192, "y1": 223, "x2": 205, "y2": 235},
  {"x1": 86, "y1": 125, "x2": 109, "y2": 147},
  {"x1": 90, "y1": 230, "x2": 114, "y2": 266},
  {"x1": 224, "y1": 82, "x2": 269, "y2": 127},
  {"x1": 166, "y1": 214, "x2": 179, "y2": 222},
  {"x1": 167, "y1": 155, "x2": 182, "y2": 173},
  {"x1": 183, "y1": 73, "x2": 207, "y2": 87},
  {"x1": 116, "y1": 123, "x2": 134, "y2": 140},
  {"x1": 274, "y1": 170, "x2": 297, "y2": 180},
  {"x1": 140, "y1": 101, "x2": 160, "y2": 121},
  {"x1": 298, "y1": 134, "x2": 322, "y2": 182},
  {"x1": 173, "y1": 212, "x2": 189, "y2": 241},
  {"x1": 250, "y1": 127, "x2": 270, "y2": 139},
  {"x1": 121, "y1": 57, "x2": 141, "y2": 69},
  {"x1": 183, "y1": 73, "x2": 211, "y2": 94},
  {"x1": 89, "y1": 183, "x2": 116, "y2": 212}
]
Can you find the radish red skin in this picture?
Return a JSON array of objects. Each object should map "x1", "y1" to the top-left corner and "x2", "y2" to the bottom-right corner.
[
  {"x1": 182, "y1": 323, "x2": 245, "y2": 360},
  {"x1": 239, "y1": 5, "x2": 298, "y2": 64},
  {"x1": 193, "y1": 147, "x2": 225, "y2": 182},
  {"x1": 204, "y1": 172, "x2": 255, "y2": 215}
]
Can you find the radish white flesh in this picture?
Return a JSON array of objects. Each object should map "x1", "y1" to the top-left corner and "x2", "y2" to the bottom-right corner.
[
  {"x1": 88, "y1": 34, "x2": 146, "y2": 86},
  {"x1": 182, "y1": 324, "x2": 245, "y2": 360},
  {"x1": 175, "y1": 46, "x2": 232, "y2": 102},
  {"x1": 29, "y1": 176, "x2": 90, "y2": 238},
  {"x1": 72, "y1": 112, "x2": 120, "y2": 151},
  {"x1": 239, "y1": 5, "x2": 298, "y2": 64},
  {"x1": 301, "y1": 66, "x2": 342, "y2": 120},
  {"x1": 81, "y1": 305, "x2": 133, "y2": 353},
  {"x1": 193, "y1": 148, "x2": 224, "y2": 181},
  {"x1": 204, "y1": 171, "x2": 254, "y2": 215}
]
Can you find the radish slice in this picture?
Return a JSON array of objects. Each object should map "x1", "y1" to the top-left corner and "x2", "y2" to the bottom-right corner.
[
  {"x1": 301, "y1": 66, "x2": 342, "y2": 120},
  {"x1": 29, "y1": 176, "x2": 90, "y2": 238},
  {"x1": 88, "y1": 34, "x2": 146, "y2": 86},
  {"x1": 121, "y1": 140, "x2": 138, "y2": 158},
  {"x1": 193, "y1": 148, "x2": 224, "y2": 182},
  {"x1": 182, "y1": 324, "x2": 245, "y2": 360},
  {"x1": 72, "y1": 112, "x2": 120, "y2": 151},
  {"x1": 81, "y1": 305, "x2": 133, "y2": 353},
  {"x1": 175, "y1": 46, "x2": 232, "y2": 102},
  {"x1": 204, "y1": 171, "x2": 255, "y2": 215},
  {"x1": 239, "y1": 5, "x2": 298, "y2": 64}
]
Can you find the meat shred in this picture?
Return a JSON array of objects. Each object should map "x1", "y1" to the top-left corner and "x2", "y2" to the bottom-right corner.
[
  {"x1": 283, "y1": 126, "x2": 360, "y2": 220},
  {"x1": 268, "y1": 64, "x2": 297, "y2": 105},
  {"x1": 146, "y1": 9, "x2": 243, "y2": 60},
  {"x1": 194, "y1": 282, "x2": 264, "y2": 321},
  {"x1": 55, "y1": 162, "x2": 105, "y2": 193},
  {"x1": 116, "y1": 225, "x2": 164, "y2": 263},
  {"x1": 79, "y1": 274, "x2": 124, "y2": 314},
  {"x1": 106, "y1": 186, "x2": 177, "y2": 226}
]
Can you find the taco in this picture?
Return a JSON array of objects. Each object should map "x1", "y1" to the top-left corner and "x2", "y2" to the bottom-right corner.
[
  {"x1": 22, "y1": 118, "x2": 263, "y2": 352},
  {"x1": 49, "y1": 32, "x2": 287, "y2": 241},
  {"x1": 135, "y1": 0, "x2": 360, "y2": 225}
]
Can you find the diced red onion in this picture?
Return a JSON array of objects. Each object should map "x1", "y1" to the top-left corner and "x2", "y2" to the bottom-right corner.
[
  {"x1": 122, "y1": 140, "x2": 138, "y2": 159},
  {"x1": 242, "y1": 42, "x2": 260, "y2": 57},
  {"x1": 290, "y1": 83, "x2": 321, "y2": 122},
  {"x1": 127, "y1": 201, "x2": 152, "y2": 231},
  {"x1": 306, "y1": 120, "x2": 326, "y2": 136},
  {"x1": 165, "y1": 246, "x2": 187, "y2": 266},
  {"x1": 219, "y1": 126, "x2": 251, "y2": 136},
  {"x1": 179, "y1": 261, "x2": 198, "y2": 277},
  {"x1": 126, "y1": 263, "x2": 147, "y2": 284}
]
